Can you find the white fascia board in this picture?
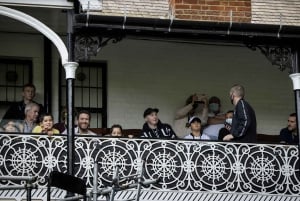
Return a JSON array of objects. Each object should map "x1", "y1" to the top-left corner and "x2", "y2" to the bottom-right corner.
[
  {"x1": 79, "y1": 0, "x2": 102, "y2": 11},
  {"x1": 0, "y1": 0, "x2": 73, "y2": 9}
]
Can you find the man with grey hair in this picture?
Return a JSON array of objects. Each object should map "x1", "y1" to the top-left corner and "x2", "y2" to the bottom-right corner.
[
  {"x1": 223, "y1": 84, "x2": 257, "y2": 143},
  {"x1": 1, "y1": 83, "x2": 43, "y2": 123},
  {"x1": 22, "y1": 102, "x2": 40, "y2": 133}
]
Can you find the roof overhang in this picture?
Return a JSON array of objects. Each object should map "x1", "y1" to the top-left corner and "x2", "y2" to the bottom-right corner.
[
  {"x1": 74, "y1": 14, "x2": 300, "y2": 47},
  {"x1": 0, "y1": 0, "x2": 73, "y2": 9}
]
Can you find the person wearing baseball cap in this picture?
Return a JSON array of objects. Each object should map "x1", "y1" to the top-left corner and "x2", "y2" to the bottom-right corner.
[
  {"x1": 140, "y1": 107, "x2": 177, "y2": 139},
  {"x1": 184, "y1": 116, "x2": 210, "y2": 140}
]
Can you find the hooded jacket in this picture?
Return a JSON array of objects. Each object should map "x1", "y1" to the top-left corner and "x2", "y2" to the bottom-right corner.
[{"x1": 140, "y1": 120, "x2": 177, "y2": 139}]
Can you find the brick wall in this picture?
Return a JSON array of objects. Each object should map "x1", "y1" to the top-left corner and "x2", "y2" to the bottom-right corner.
[
  {"x1": 171, "y1": 0, "x2": 251, "y2": 22},
  {"x1": 252, "y1": 0, "x2": 300, "y2": 26},
  {"x1": 98, "y1": 0, "x2": 170, "y2": 18}
]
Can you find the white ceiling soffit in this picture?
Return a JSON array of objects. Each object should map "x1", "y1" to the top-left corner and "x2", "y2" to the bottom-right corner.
[
  {"x1": 0, "y1": 0, "x2": 73, "y2": 9},
  {"x1": 79, "y1": 0, "x2": 102, "y2": 11}
]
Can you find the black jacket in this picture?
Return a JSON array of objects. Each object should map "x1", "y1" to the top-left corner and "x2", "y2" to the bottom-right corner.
[
  {"x1": 140, "y1": 120, "x2": 177, "y2": 139},
  {"x1": 231, "y1": 99, "x2": 257, "y2": 143},
  {"x1": 280, "y1": 127, "x2": 299, "y2": 144},
  {"x1": 1, "y1": 100, "x2": 44, "y2": 126}
]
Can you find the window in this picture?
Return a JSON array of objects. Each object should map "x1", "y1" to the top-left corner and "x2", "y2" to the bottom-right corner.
[
  {"x1": 0, "y1": 58, "x2": 33, "y2": 117},
  {"x1": 59, "y1": 61, "x2": 107, "y2": 128}
]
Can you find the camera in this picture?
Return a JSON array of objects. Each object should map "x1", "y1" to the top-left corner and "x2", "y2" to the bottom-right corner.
[{"x1": 194, "y1": 101, "x2": 205, "y2": 104}]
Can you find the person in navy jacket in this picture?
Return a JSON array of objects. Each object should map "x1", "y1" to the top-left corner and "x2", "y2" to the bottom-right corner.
[{"x1": 223, "y1": 84, "x2": 257, "y2": 143}]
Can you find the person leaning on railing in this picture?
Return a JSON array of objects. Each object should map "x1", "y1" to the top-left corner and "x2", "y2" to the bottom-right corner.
[{"x1": 32, "y1": 113, "x2": 59, "y2": 136}]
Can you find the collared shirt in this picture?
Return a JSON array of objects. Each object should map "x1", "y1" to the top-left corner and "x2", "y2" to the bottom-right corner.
[
  {"x1": 75, "y1": 127, "x2": 96, "y2": 135},
  {"x1": 62, "y1": 127, "x2": 96, "y2": 135},
  {"x1": 23, "y1": 120, "x2": 36, "y2": 133},
  {"x1": 280, "y1": 127, "x2": 299, "y2": 144}
]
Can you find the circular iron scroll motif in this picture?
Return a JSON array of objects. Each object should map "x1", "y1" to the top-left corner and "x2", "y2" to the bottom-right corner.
[
  {"x1": 141, "y1": 141, "x2": 186, "y2": 190},
  {"x1": 189, "y1": 143, "x2": 236, "y2": 192},
  {"x1": 0, "y1": 135, "x2": 67, "y2": 186},
  {"x1": 86, "y1": 138, "x2": 138, "y2": 188}
]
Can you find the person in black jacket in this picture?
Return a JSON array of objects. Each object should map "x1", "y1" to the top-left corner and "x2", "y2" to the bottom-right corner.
[
  {"x1": 279, "y1": 113, "x2": 298, "y2": 144},
  {"x1": 223, "y1": 84, "x2": 257, "y2": 143},
  {"x1": 1, "y1": 83, "x2": 44, "y2": 127},
  {"x1": 140, "y1": 108, "x2": 177, "y2": 139}
]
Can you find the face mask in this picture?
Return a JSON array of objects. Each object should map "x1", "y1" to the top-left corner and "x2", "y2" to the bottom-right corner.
[
  {"x1": 209, "y1": 103, "x2": 219, "y2": 112},
  {"x1": 225, "y1": 118, "x2": 232, "y2": 125}
]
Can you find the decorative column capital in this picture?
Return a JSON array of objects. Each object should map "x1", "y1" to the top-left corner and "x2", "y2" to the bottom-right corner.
[
  {"x1": 289, "y1": 73, "x2": 300, "y2": 90},
  {"x1": 63, "y1": 62, "x2": 79, "y2": 79}
]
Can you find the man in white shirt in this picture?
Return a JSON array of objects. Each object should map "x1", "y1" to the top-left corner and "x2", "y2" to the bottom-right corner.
[
  {"x1": 203, "y1": 96, "x2": 226, "y2": 140},
  {"x1": 63, "y1": 110, "x2": 96, "y2": 135},
  {"x1": 184, "y1": 116, "x2": 210, "y2": 140},
  {"x1": 22, "y1": 102, "x2": 40, "y2": 133}
]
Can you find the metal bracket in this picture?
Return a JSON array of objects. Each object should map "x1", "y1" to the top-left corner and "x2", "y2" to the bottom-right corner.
[
  {"x1": 74, "y1": 35, "x2": 123, "y2": 61},
  {"x1": 246, "y1": 44, "x2": 293, "y2": 73}
]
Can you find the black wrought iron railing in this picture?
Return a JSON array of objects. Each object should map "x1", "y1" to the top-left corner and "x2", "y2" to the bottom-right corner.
[{"x1": 0, "y1": 133, "x2": 299, "y2": 196}]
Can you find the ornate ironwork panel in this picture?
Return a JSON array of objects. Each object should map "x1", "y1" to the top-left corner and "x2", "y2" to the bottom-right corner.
[
  {"x1": 246, "y1": 44, "x2": 294, "y2": 73},
  {"x1": 74, "y1": 35, "x2": 123, "y2": 61},
  {"x1": 0, "y1": 134, "x2": 299, "y2": 197}
]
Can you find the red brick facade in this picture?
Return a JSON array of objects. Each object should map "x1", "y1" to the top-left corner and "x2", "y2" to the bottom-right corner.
[{"x1": 170, "y1": 0, "x2": 251, "y2": 23}]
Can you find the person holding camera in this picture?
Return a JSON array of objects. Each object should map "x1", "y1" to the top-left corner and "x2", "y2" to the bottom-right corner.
[{"x1": 174, "y1": 94, "x2": 208, "y2": 138}]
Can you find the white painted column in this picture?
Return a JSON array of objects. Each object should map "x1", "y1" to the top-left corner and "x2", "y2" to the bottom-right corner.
[{"x1": 0, "y1": 5, "x2": 78, "y2": 177}]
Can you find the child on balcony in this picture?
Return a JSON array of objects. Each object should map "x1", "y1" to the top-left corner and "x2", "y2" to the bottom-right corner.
[
  {"x1": 111, "y1": 124, "x2": 123, "y2": 137},
  {"x1": 2, "y1": 120, "x2": 22, "y2": 133},
  {"x1": 32, "y1": 113, "x2": 60, "y2": 136}
]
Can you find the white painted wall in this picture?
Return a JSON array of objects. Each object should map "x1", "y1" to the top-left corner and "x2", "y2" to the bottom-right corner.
[
  {"x1": 97, "y1": 39, "x2": 294, "y2": 135},
  {"x1": 0, "y1": 32, "x2": 45, "y2": 116},
  {"x1": 0, "y1": 33, "x2": 294, "y2": 135}
]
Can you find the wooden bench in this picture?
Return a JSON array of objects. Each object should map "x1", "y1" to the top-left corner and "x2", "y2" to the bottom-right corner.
[
  {"x1": 89, "y1": 128, "x2": 281, "y2": 143},
  {"x1": 89, "y1": 128, "x2": 141, "y2": 137}
]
